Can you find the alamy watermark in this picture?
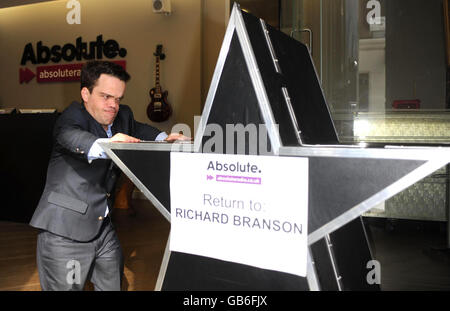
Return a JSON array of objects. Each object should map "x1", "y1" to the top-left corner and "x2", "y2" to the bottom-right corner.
[
  {"x1": 366, "y1": 260, "x2": 381, "y2": 285},
  {"x1": 65, "y1": 1, "x2": 381, "y2": 27},
  {"x1": 169, "y1": 116, "x2": 277, "y2": 155},
  {"x1": 66, "y1": 259, "x2": 81, "y2": 285},
  {"x1": 66, "y1": 0, "x2": 81, "y2": 25},
  {"x1": 366, "y1": 0, "x2": 382, "y2": 25}
]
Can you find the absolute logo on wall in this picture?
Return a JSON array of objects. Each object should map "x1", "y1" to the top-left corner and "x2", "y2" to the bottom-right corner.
[{"x1": 19, "y1": 35, "x2": 127, "y2": 84}]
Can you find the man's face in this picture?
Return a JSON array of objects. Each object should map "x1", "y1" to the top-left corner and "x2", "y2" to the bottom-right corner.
[{"x1": 81, "y1": 74, "x2": 126, "y2": 130}]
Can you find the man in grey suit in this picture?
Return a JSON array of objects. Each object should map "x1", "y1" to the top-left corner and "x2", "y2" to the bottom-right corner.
[{"x1": 30, "y1": 61, "x2": 188, "y2": 290}]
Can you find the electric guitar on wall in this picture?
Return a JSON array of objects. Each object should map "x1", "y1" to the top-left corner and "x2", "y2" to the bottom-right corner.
[{"x1": 147, "y1": 44, "x2": 172, "y2": 122}]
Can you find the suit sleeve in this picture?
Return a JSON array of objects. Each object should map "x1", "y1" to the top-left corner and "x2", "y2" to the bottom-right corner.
[
  {"x1": 133, "y1": 120, "x2": 163, "y2": 141},
  {"x1": 53, "y1": 108, "x2": 98, "y2": 161},
  {"x1": 122, "y1": 105, "x2": 162, "y2": 141}
]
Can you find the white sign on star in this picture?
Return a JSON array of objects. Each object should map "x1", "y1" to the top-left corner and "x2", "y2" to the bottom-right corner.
[{"x1": 170, "y1": 152, "x2": 309, "y2": 277}]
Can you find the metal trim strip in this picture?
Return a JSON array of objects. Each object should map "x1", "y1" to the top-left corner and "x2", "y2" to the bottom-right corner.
[{"x1": 98, "y1": 141, "x2": 171, "y2": 222}]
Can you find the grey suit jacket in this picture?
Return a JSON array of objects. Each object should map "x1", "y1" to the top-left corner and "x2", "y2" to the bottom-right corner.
[{"x1": 30, "y1": 101, "x2": 161, "y2": 242}]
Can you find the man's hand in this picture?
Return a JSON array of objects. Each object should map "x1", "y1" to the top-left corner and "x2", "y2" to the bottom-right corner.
[
  {"x1": 165, "y1": 133, "x2": 192, "y2": 142},
  {"x1": 110, "y1": 133, "x2": 141, "y2": 143}
]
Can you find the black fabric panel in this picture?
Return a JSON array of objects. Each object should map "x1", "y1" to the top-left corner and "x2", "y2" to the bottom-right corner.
[
  {"x1": 308, "y1": 157, "x2": 426, "y2": 233},
  {"x1": 113, "y1": 149, "x2": 171, "y2": 213},
  {"x1": 265, "y1": 18, "x2": 340, "y2": 145},
  {"x1": 310, "y1": 238, "x2": 340, "y2": 291},
  {"x1": 162, "y1": 251, "x2": 309, "y2": 291},
  {"x1": 330, "y1": 217, "x2": 380, "y2": 291},
  {"x1": 310, "y1": 217, "x2": 380, "y2": 291},
  {"x1": 241, "y1": 11, "x2": 300, "y2": 146},
  {"x1": 202, "y1": 31, "x2": 272, "y2": 155}
]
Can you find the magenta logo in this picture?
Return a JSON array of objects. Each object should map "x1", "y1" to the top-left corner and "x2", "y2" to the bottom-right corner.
[{"x1": 216, "y1": 175, "x2": 261, "y2": 185}]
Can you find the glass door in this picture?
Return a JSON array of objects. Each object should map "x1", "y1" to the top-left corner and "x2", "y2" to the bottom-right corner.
[
  {"x1": 280, "y1": 0, "x2": 450, "y2": 224},
  {"x1": 281, "y1": 0, "x2": 360, "y2": 112},
  {"x1": 280, "y1": 0, "x2": 389, "y2": 140}
]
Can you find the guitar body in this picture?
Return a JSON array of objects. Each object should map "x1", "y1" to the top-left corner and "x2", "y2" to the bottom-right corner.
[
  {"x1": 147, "y1": 87, "x2": 172, "y2": 122},
  {"x1": 147, "y1": 44, "x2": 172, "y2": 122}
]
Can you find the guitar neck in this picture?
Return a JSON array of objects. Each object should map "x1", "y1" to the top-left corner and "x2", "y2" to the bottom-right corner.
[{"x1": 155, "y1": 57, "x2": 161, "y2": 92}]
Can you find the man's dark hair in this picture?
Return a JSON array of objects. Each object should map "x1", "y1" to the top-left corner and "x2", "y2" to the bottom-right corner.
[{"x1": 80, "y1": 61, "x2": 130, "y2": 92}]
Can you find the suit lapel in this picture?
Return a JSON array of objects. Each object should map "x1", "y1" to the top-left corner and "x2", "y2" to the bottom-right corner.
[
  {"x1": 91, "y1": 117, "x2": 108, "y2": 138},
  {"x1": 111, "y1": 121, "x2": 120, "y2": 137},
  {"x1": 80, "y1": 102, "x2": 108, "y2": 138},
  {"x1": 111, "y1": 106, "x2": 125, "y2": 136}
]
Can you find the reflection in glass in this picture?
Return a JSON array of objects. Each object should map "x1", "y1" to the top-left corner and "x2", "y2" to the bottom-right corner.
[
  {"x1": 280, "y1": 0, "x2": 449, "y2": 145},
  {"x1": 279, "y1": 0, "x2": 450, "y2": 221}
]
